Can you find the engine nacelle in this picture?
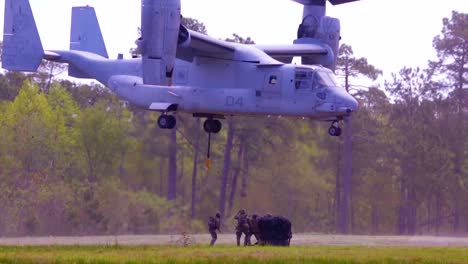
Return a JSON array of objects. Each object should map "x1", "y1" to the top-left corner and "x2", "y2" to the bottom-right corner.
[
  {"x1": 178, "y1": 25, "x2": 191, "y2": 47},
  {"x1": 297, "y1": 16, "x2": 340, "y2": 70},
  {"x1": 294, "y1": 37, "x2": 335, "y2": 69},
  {"x1": 141, "y1": 0, "x2": 181, "y2": 85},
  {"x1": 135, "y1": 24, "x2": 189, "y2": 57}
]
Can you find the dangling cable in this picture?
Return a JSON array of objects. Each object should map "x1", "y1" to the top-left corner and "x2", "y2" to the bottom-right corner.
[{"x1": 205, "y1": 132, "x2": 212, "y2": 170}]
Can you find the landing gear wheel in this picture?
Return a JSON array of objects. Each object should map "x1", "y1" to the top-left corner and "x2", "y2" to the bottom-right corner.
[
  {"x1": 203, "y1": 118, "x2": 222, "y2": 170},
  {"x1": 203, "y1": 119, "x2": 222, "y2": 134},
  {"x1": 335, "y1": 127, "x2": 342, "y2": 136},
  {"x1": 158, "y1": 115, "x2": 176, "y2": 129},
  {"x1": 166, "y1": 115, "x2": 176, "y2": 129},
  {"x1": 328, "y1": 122, "x2": 342, "y2": 137},
  {"x1": 212, "y1": 120, "x2": 222, "y2": 133}
]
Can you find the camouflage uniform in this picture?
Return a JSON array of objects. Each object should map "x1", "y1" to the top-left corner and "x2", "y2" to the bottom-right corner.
[
  {"x1": 234, "y1": 209, "x2": 251, "y2": 246},
  {"x1": 208, "y1": 213, "x2": 221, "y2": 246},
  {"x1": 249, "y1": 214, "x2": 261, "y2": 245}
]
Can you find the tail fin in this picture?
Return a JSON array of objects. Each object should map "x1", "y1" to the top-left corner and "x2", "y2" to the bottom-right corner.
[
  {"x1": 2, "y1": 0, "x2": 44, "y2": 72},
  {"x1": 70, "y1": 6, "x2": 108, "y2": 58}
]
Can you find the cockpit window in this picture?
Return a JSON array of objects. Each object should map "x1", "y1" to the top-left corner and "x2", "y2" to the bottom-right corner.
[
  {"x1": 316, "y1": 72, "x2": 339, "y2": 88},
  {"x1": 295, "y1": 69, "x2": 339, "y2": 90},
  {"x1": 295, "y1": 70, "x2": 314, "y2": 90}
]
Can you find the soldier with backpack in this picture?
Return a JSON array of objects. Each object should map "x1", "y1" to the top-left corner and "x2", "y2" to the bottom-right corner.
[
  {"x1": 234, "y1": 209, "x2": 251, "y2": 246},
  {"x1": 249, "y1": 213, "x2": 261, "y2": 245},
  {"x1": 208, "y1": 212, "x2": 221, "y2": 246}
]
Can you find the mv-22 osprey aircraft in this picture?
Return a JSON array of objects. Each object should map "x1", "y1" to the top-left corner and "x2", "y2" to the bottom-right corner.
[{"x1": 2, "y1": 0, "x2": 359, "y2": 138}]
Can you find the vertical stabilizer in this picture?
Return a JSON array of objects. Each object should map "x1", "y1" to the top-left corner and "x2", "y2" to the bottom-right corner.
[
  {"x1": 140, "y1": 0, "x2": 181, "y2": 85},
  {"x1": 2, "y1": 0, "x2": 44, "y2": 72},
  {"x1": 70, "y1": 6, "x2": 108, "y2": 58}
]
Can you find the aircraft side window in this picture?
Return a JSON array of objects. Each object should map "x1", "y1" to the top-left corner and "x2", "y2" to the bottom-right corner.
[{"x1": 269, "y1": 76, "x2": 278, "y2": 85}]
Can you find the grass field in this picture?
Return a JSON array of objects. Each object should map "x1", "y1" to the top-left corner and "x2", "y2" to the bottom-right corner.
[{"x1": 0, "y1": 245, "x2": 467, "y2": 264}]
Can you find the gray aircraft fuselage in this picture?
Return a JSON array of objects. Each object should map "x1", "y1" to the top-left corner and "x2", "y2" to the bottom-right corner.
[{"x1": 52, "y1": 47, "x2": 357, "y2": 121}]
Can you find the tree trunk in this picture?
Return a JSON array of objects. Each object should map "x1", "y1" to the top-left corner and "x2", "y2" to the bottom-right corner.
[
  {"x1": 435, "y1": 192, "x2": 442, "y2": 236},
  {"x1": 228, "y1": 139, "x2": 244, "y2": 214},
  {"x1": 240, "y1": 143, "x2": 249, "y2": 198},
  {"x1": 371, "y1": 203, "x2": 378, "y2": 234},
  {"x1": 408, "y1": 184, "x2": 417, "y2": 235},
  {"x1": 190, "y1": 120, "x2": 201, "y2": 219},
  {"x1": 159, "y1": 156, "x2": 165, "y2": 197},
  {"x1": 334, "y1": 140, "x2": 342, "y2": 233},
  {"x1": 45, "y1": 66, "x2": 54, "y2": 94},
  {"x1": 167, "y1": 127, "x2": 177, "y2": 201},
  {"x1": 218, "y1": 120, "x2": 235, "y2": 218},
  {"x1": 427, "y1": 194, "x2": 432, "y2": 233},
  {"x1": 340, "y1": 117, "x2": 352, "y2": 234},
  {"x1": 453, "y1": 186, "x2": 461, "y2": 232},
  {"x1": 398, "y1": 174, "x2": 408, "y2": 235}
]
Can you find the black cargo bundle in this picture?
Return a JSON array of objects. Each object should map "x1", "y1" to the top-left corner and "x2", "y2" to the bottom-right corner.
[{"x1": 257, "y1": 215, "x2": 292, "y2": 246}]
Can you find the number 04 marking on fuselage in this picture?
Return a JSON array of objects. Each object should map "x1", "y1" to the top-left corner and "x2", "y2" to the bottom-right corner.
[{"x1": 225, "y1": 96, "x2": 244, "y2": 107}]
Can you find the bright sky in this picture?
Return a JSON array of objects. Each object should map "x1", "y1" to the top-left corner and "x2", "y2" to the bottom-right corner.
[{"x1": 0, "y1": 0, "x2": 466, "y2": 85}]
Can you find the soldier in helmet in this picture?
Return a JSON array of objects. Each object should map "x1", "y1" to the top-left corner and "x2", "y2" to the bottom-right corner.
[
  {"x1": 234, "y1": 209, "x2": 251, "y2": 246},
  {"x1": 208, "y1": 212, "x2": 221, "y2": 246},
  {"x1": 249, "y1": 213, "x2": 261, "y2": 245}
]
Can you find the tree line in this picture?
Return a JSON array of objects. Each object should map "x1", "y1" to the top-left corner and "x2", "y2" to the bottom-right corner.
[{"x1": 0, "y1": 11, "x2": 465, "y2": 237}]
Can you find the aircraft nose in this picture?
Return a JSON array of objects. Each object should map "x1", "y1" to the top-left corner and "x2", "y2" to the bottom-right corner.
[
  {"x1": 347, "y1": 95, "x2": 358, "y2": 112},
  {"x1": 336, "y1": 91, "x2": 358, "y2": 114}
]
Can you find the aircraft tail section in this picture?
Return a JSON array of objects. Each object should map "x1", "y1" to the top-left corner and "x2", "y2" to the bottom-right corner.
[
  {"x1": 69, "y1": 6, "x2": 108, "y2": 78},
  {"x1": 2, "y1": 0, "x2": 44, "y2": 72},
  {"x1": 70, "y1": 6, "x2": 108, "y2": 58}
]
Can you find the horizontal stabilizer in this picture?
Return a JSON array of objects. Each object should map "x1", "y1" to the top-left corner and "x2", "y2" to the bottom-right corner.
[{"x1": 2, "y1": 0, "x2": 44, "y2": 72}]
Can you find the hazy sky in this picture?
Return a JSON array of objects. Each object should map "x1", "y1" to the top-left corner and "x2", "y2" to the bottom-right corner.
[{"x1": 0, "y1": 0, "x2": 466, "y2": 84}]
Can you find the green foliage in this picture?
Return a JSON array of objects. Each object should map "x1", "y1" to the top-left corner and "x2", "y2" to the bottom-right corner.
[
  {"x1": 2, "y1": 81, "x2": 55, "y2": 173},
  {"x1": 337, "y1": 44, "x2": 382, "y2": 81},
  {"x1": 226, "y1": 33, "x2": 255, "y2": 44},
  {"x1": 431, "y1": 11, "x2": 467, "y2": 91},
  {"x1": 182, "y1": 17, "x2": 208, "y2": 34},
  {"x1": 77, "y1": 101, "x2": 134, "y2": 182}
]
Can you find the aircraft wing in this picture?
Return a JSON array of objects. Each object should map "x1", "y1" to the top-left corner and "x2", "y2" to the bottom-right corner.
[
  {"x1": 189, "y1": 30, "x2": 236, "y2": 54},
  {"x1": 255, "y1": 44, "x2": 328, "y2": 63},
  {"x1": 177, "y1": 29, "x2": 236, "y2": 61},
  {"x1": 256, "y1": 44, "x2": 328, "y2": 57}
]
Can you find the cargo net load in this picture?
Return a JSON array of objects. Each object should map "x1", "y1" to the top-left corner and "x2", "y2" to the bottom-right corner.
[{"x1": 257, "y1": 215, "x2": 293, "y2": 246}]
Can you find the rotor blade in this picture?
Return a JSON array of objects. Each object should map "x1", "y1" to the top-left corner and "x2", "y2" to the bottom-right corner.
[
  {"x1": 328, "y1": 0, "x2": 359, "y2": 5},
  {"x1": 291, "y1": 0, "x2": 326, "y2": 5},
  {"x1": 291, "y1": 0, "x2": 359, "y2": 5}
]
